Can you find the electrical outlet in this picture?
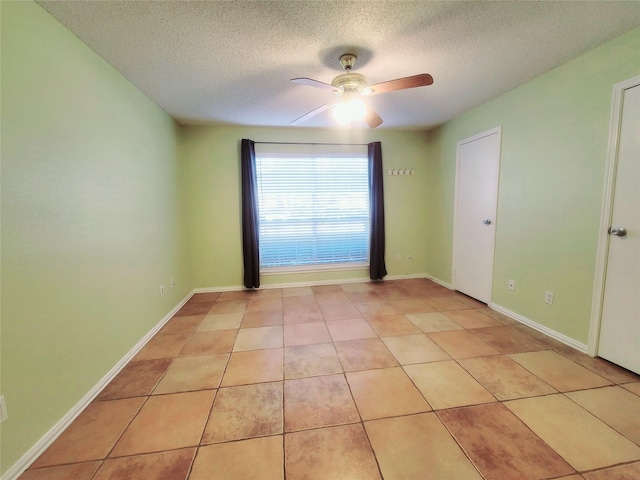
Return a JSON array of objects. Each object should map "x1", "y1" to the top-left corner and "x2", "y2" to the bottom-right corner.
[
  {"x1": 545, "y1": 291, "x2": 554, "y2": 304},
  {"x1": 170, "y1": 277, "x2": 175, "y2": 288},
  {"x1": 0, "y1": 395, "x2": 8, "y2": 423},
  {"x1": 160, "y1": 284, "x2": 165, "y2": 297},
  {"x1": 508, "y1": 279, "x2": 515, "y2": 291}
]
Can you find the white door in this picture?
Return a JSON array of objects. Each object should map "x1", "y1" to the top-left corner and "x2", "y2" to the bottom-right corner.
[
  {"x1": 597, "y1": 81, "x2": 640, "y2": 374},
  {"x1": 453, "y1": 127, "x2": 501, "y2": 303}
]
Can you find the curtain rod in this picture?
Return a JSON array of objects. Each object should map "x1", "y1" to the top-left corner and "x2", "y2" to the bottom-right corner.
[{"x1": 253, "y1": 141, "x2": 369, "y2": 146}]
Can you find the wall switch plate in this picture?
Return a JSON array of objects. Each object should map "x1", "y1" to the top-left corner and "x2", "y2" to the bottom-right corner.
[
  {"x1": 0, "y1": 395, "x2": 8, "y2": 423},
  {"x1": 545, "y1": 291, "x2": 554, "y2": 304},
  {"x1": 508, "y1": 279, "x2": 515, "y2": 291}
]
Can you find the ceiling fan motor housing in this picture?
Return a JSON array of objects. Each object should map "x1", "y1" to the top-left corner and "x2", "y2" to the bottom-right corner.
[{"x1": 331, "y1": 72, "x2": 368, "y2": 93}]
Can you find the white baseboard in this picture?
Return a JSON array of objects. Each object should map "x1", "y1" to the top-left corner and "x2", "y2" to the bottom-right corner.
[
  {"x1": 489, "y1": 303, "x2": 588, "y2": 353},
  {"x1": 1, "y1": 290, "x2": 195, "y2": 480}
]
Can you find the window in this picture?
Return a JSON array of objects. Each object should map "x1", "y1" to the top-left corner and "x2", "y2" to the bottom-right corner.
[{"x1": 255, "y1": 147, "x2": 369, "y2": 271}]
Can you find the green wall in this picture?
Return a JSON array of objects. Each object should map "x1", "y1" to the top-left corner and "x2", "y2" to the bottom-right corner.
[
  {"x1": 0, "y1": 2, "x2": 192, "y2": 473},
  {"x1": 180, "y1": 126, "x2": 430, "y2": 288},
  {"x1": 425, "y1": 27, "x2": 640, "y2": 343}
]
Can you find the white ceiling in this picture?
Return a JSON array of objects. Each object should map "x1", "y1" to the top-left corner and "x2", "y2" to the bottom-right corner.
[{"x1": 37, "y1": 1, "x2": 640, "y2": 130}]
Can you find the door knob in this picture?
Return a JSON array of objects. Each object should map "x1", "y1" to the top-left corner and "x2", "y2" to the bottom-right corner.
[
  {"x1": 482, "y1": 219, "x2": 492, "y2": 225},
  {"x1": 608, "y1": 227, "x2": 627, "y2": 237}
]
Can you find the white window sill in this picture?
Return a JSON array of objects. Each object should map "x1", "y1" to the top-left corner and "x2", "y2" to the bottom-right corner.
[{"x1": 260, "y1": 262, "x2": 369, "y2": 276}]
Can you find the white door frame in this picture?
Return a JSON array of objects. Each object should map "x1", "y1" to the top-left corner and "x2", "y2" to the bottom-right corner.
[
  {"x1": 588, "y1": 75, "x2": 640, "y2": 357},
  {"x1": 452, "y1": 126, "x2": 502, "y2": 303}
]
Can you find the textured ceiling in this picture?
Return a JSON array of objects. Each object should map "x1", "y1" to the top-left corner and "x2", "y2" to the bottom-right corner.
[{"x1": 37, "y1": 1, "x2": 640, "y2": 130}]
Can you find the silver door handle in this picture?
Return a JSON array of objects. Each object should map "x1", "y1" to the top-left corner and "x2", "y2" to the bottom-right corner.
[
  {"x1": 609, "y1": 227, "x2": 627, "y2": 237},
  {"x1": 483, "y1": 219, "x2": 492, "y2": 225}
]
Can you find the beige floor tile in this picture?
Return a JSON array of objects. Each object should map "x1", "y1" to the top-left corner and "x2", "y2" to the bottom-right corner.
[
  {"x1": 284, "y1": 343, "x2": 343, "y2": 379},
  {"x1": 319, "y1": 302, "x2": 362, "y2": 321},
  {"x1": 505, "y1": 394, "x2": 640, "y2": 471},
  {"x1": 190, "y1": 436, "x2": 283, "y2": 480},
  {"x1": 346, "y1": 291, "x2": 384, "y2": 303},
  {"x1": 355, "y1": 302, "x2": 400, "y2": 317},
  {"x1": 555, "y1": 345, "x2": 640, "y2": 384},
  {"x1": 382, "y1": 334, "x2": 450, "y2": 365},
  {"x1": 221, "y1": 348, "x2": 283, "y2": 387},
  {"x1": 96, "y1": 358, "x2": 171, "y2": 400},
  {"x1": 314, "y1": 291, "x2": 352, "y2": 306},
  {"x1": 32, "y1": 398, "x2": 145, "y2": 467},
  {"x1": 246, "y1": 297, "x2": 282, "y2": 312},
  {"x1": 427, "y1": 330, "x2": 500, "y2": 359},
  {"x1": 623, "y1": 381, "x2": 640, "y2": 396},
  {"x1": 241, "y1": 309, "x2": 283, "y2": 328},
  {"x1": 405, "y1": 312, "x2": 464, "y2": 332},
  {"x1": 217, "y1": 291, "x2": 254, "y2": 302},
  {"x1": 284, "y1": 374, "x2": 359, "y2": 431},
  {"x1": 153, "y1": 354, "x2": 228, "y2": 394},
  {"x1": 583, "y1": 462, "x2": 640, "y2": 480},
  {"x1": 471, "y1": 325, "x2": 548, "y2": 354},
  {"x1": 365, "y1": 413, "x2": 482, "y2": 479},
  {"x1": 207, "y1": 299, "x2": 248, "y2": 314},
  {"x1": 202, "y1": 382, "x2": 283, "y2": 443},
  {"x1": 365, "y1": 314, "x2": 422, "y2": 336},
  {"x1": 196, "y1": 313, "x2": 243, "y2": 332},
  {"x1": 179, "y1": 330, "x2": 237, "y2": 356},
  {"x1": 404, "y1": 360, "x2": 496, "y2": 409},
  {"x1": 387, "y1": 298, "x2": 436, "y2": 313},
  {"x1": 282, "y1": 286, "x2": 313, "y2": 297},
  {"x1": 283, "y1": 322, "x2": 332, "y2": 346},
  {"x1": 174, "y1": 302, "x2": 215, "y2": 317},
  {"x1": 282, "y1": 295, "x2": 318, "y2": 308},
  {"x1": 233, "y1": 325, "x2": 283, "y2": 351},
  {"x1": 20, "y1": 462, "x2": 101, "y2": 480},
  {"x1": 334, "y1": 338, "x2": 399, "y2": 372},
  {"x1": 283, "y1": 304, "x2": 323, "y2": 324},
  {"x1": 133, "y1": 334, "x2": 190, "y2": 361},
  {"x1": 285, "y1": 424, "x2": 380, "y2": 480},
  {"x1": 92, "y1": 448, "x2": 195, "y2": 480},
  {"x1": 346, "y1": 367, "x2": 431, "y2": 420},
  {"x1": 438, "y1": 403, "x2": 575, "y2": 480},
  {"x1": 110, "y1": 390, "x2": 215, "y2": 457},
  {"x1": 566, "y1": 386, "x2": 640, "y2": 444},
  {"x1": 190, "y1": 292, "x2": 220, "y2": 303},
  {"x1": 326, "y1": 318, "x2": 377, "y2": 341},
  {"x1": 425, "y1": 296, "x2": 472, "y2": 311},
  {"x1": 458, "y1": 354, "x2": 557, "y2": 400},
  {"x1": 509, "y1": 350, "x2": 612, "y2": 392},
  {"x1": 442, "y1": 309, "x2": 501, "y2": 328},
  {"x1": 158, "y1": 315, "x2": 203, "y2": 335},
  {"x1": 476, "y1": 307, "x2": 518, "y2": 325}
]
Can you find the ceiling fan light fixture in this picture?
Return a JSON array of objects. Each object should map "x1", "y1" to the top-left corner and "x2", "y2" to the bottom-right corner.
[{"x1": 333, "y1": 97, "x2": 366, "y2": 125}]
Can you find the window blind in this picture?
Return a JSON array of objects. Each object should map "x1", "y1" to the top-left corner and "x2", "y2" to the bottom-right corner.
[{"x1": 255, "y1": 153, "x2": 370, "y2": 269}]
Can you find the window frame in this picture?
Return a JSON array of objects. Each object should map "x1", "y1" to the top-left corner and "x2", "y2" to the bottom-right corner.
[{"x1": 254, "y1": 145, "x2": 370, "y2": 274}]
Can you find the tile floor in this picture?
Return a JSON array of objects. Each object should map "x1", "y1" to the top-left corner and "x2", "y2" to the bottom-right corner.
[{"x1": 20, "y1": 279, "x2": 640, "y2": 480}]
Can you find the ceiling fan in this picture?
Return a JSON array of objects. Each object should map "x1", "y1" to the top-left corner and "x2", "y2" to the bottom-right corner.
[{"x1": 290, "y1": 53, "x2": 433, "y2": 128}]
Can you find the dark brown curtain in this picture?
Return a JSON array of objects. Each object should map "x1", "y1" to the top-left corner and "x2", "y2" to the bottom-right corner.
[
  {"x1": 368, "y1": 142, "x2": 387, "y2": 280},
  {"x1": 241, "y1": 139, "x2": 260, "y2": 288}
]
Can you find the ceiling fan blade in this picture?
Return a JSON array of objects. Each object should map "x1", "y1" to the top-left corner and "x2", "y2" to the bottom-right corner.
[
  {"x1": 363, "y1": 108, "x2": 383, "y2": 129},
  {"x1": 290, "y1": 102, "x2": 335, "y2": 125},
  {"x1": 291, "y1": 77, "x2": 337, "y2": 92},
  {"x1": 368, "y1": 73, "x2": 433, "y2": 95}
]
